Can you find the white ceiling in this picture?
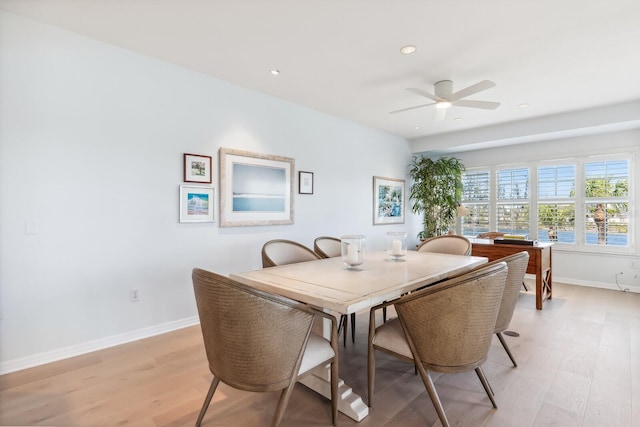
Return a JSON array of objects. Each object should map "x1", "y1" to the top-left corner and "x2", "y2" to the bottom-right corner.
[{"x1": 3, "y1": 0, "x2": 640, "y2": 151}]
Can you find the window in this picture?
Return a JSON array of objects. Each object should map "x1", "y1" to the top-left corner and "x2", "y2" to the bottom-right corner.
[
  {"x1": 461, "y1": 170, "x2": 489, "y2": 236},
  {"x1": 537, "y1": 164, "x2": 576, "y2": 243},
  {"x1": 460, "y1": 154, "x2": 632, "y2": 252},
  {"x1": 496, "y1": 167, "x2": 529, "y2": 236},
  {"x1": 584, "y1": 159, "x2": 629, "y2": 247}
]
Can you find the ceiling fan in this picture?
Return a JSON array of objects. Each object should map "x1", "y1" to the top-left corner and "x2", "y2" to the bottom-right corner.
[{"x1": 390, "y1": 80, "x2": 500, "y2": 121}]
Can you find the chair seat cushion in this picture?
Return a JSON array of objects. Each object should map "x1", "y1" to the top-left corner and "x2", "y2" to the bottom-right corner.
[
  {"x1": 372, "y1": 318, "x2": 412, "y2": 359},
  {"x1": 299, "y1": 333, "x2": 335, "y2": 374}
]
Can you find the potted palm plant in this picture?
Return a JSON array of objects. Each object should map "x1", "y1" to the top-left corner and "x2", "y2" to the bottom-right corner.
[{"x1": 409, "y1": 155, "x2": 465, "y2": 240}]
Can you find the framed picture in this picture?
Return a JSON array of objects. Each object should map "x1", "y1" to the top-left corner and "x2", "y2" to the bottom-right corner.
[
  {"x1": 373, "y1": 176, "x2": 405, "y2": 225},
  {"x1": 219, "y1": 148, "x2": 294, "y2": 227},
  {"x1": 299, "y1": 171, "x2": 314, "y2": 194},
  {"x1": 179, "y1": 185, "x2": 215, "y2": 223},
  {"x1": 184, "y1": 153, "x2": 212, "y2": 183}
]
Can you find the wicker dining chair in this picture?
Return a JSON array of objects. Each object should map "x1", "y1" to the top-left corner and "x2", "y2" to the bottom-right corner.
[
  {"x1": 261, "y1": 239, "x2": 321, "y2": 268},
  {"x1": 367, "y1": 261, "x2": 508, "y2": 427},
  {"x1": 416, "y1": 234, "x2": 472, "y2": 255},
  {"x1": 313, "y1": 236, "x2": 356, "y2": 347},
  {"x1": 474, "y1": 234, "x2": 530, "y2": 291},
  {"x1": 485, "y1": 251, "x2": 529, "y2": 367},
  {"x1": 192, "y1": 268, "x2": 338, "y2": 427},
  {"x1": 313, "y1": 236, "x2": 341, "y2": 258}
]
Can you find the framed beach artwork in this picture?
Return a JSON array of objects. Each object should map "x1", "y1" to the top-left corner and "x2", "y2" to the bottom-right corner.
[
  {"x1": 179, "y1": 185, "x2": 215, "y2": 223},
  {"x1": 373, "y1": 176, "x2": 405, "y2": 225},
  {"x1": 219, "y1": 148, "x2": 295, "y2": 227},
  {"x1": 184, "y1": 153, "x2": 212, "y2": 183}
]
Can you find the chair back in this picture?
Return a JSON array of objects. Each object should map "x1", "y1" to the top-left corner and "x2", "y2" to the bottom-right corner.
[
  {"x1": 261, "y1": 239, "x2": 321, "y2": 267},
  {"x1": 313, "y1": 236, "x2": 341, "y2": 259},
  {"x1": 417, "y1": 235, "x2": 472, "y2": 256},
  {"x1": 192, "y1": 268, "x2": 315, "y2": 392},
  {"x1": 487, "y1": 251, "x2": 529, "y2": 333},
  {"x1": 394, "y1": 262, "x2": 507, "y2": 373}
]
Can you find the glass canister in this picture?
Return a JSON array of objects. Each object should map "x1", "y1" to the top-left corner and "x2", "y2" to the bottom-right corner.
[
  {"x1": 340, "y1": 235, "x2": 366, "y2": 270},
  {"x1": 386, "y1": 231, "x2": 408, "y2": 261}
]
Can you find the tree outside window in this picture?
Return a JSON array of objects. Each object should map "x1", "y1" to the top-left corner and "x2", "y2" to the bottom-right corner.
[{"x1": 584, "y1": 160, "x2": 629, "y2": 247}]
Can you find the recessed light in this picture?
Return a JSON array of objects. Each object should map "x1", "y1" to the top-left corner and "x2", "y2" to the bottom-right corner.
[
  {"x1": 453, "y1": 117, "x2": 463, "y2": 121},
  {"x1": 415, "y1": 126, "x2": 421, "y2": 130},
  {"x1": 400, "y1": 45, "x2": 417, "y2": 55},
  {"x1": 518, "y1": 103, "x2": 530, "y2": 108},
  {"x1": 270, "y1": 69, "x2": 280, "y2": 75}
]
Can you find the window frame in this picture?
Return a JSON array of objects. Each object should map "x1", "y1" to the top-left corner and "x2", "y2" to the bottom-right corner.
[
  {"x1": 536, "y1": 161, "x2": 577, "y2": 245},
  {"x1": 460, "y1": 153, "x2": 634, "y2": 254},
  {"x1": 581, "y1": 155, "x2": 631, "y2": 251},
  {"x1": 460, "y1": 168, "x2": 491, "y2": 236},
  {"x1": 495, "y1": 165, "x2": 531, "y2": 237}
]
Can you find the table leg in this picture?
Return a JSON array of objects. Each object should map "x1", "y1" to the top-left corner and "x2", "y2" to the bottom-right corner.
[
  {"x1": 536, "y1": 272, "x2": 542, "y2": 310},
  {"x1": 299, "y1": 369, "x2": 369, "y2": 421},
  {"x1": 300, "y1": 314, "x2": 369, "y2": 421},
  {"x1": 536, "y1": 268, "x2": 552, "y2": 310},
  {"x1": 543, "y1": 267, "x2": 552, "y2": 300}
]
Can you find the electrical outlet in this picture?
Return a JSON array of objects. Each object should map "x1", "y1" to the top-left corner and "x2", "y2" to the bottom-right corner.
[
  {"x1": 631, "y1": 260, "x2": 637, "y2": 269},
  {"x1": 130, "y1": 289, "x2": 140, "y2": 302}
]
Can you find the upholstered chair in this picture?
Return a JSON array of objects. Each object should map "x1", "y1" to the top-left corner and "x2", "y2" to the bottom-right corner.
[
  {"x1": 486, "y1": 251, "x2": 529, "y2": 366},
  {"x1": 475, "y1": 235, "x2": 530, "y2": 291},
  {"x1": 313, "y1": 236, "x2": 341, "y2": 258},
  {"x1": 261, "y1": 239, "x2": 321, "y2": 268},
  {"x1": 416, "y1": 234, "x2": 472, "y2": 255},
  {"x1": 313, "y1": 236, "x2": 356, "y2": 346},
  {"x1": 367, "y1": 262, "x2": 508, "y2": 427},
  {"x1": 192, "y1": 268, "x2": 338, "y2": 427}
]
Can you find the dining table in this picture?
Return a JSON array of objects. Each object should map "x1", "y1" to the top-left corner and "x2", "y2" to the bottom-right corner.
[{"x1": 230, "y1": 250, "x2": 488, "y2": 421}]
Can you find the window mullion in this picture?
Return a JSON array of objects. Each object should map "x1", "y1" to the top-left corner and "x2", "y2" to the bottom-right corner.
[
  {"x1": 489, "y1": 166, "x2": 497, "y2": 232},
  {"x1": 530, "y1": 165, "x2": 538, "y2": 240}
]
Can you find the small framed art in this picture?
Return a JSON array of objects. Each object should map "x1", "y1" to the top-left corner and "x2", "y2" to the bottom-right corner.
[
  {"x1": 179, "y1": 185, "x2": 215, "y2": 223},
  {"x1": 184, "y1": 153, "x2": 212, "y2": 183},
  {"x1": 299, "y1": 171, "x2": 314, "y2": 194},
  {"x1": 373, "y1": 176, "x2": 405, "y2": 225}
]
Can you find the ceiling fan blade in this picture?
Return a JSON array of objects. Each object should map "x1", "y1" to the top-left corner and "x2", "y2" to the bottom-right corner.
[
  {"x1": 449, "y1": 80, "x2": 496, "y2": 101},
  {"x1": 434, "y1": 107, "x2": 447, "y2": 122},
  {"x1": 389, "y1": 102, "x2": 435, "y2": 114},
  {"x1": 406, "y1": 88, "x2": 439, "y2": 102},
  {"x1": 453, "y1": 99, "x2": 501, "y2": 110}
]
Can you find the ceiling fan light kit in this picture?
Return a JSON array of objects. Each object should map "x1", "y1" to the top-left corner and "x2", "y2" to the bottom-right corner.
[{"x1": 390, "y1": 79, "x2": 501, "y2": 121}]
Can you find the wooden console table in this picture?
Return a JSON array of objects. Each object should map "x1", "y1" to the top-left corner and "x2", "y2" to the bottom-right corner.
[{"x1": 470, "y1": 239, "x2": 553, "y2": 310}]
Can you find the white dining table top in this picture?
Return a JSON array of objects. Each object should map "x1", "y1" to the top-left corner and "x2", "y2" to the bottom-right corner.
[{"x1": 230, "y1": 251, "x2": 487, "y2": 315}]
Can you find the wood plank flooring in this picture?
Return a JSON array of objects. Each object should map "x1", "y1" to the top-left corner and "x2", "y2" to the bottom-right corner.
[{"x1": 1, "y1": 281, "x2": 639, "y2": 426}]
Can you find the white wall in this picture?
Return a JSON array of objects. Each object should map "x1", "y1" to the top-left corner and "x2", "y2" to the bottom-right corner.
[
  {"x1": 449, "y1": 130, "x2": 640, "y2": 292},
  {"x1": 0, "y1": 12, "x2": 416, "y2": 373}
]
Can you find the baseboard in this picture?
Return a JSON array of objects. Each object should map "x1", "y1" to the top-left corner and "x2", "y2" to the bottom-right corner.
[
  {"x1": 524, "y1": 273, "x2": 640, "y2": 294},
  {"x1": 0, "y1": 316, "x2": 200, "y2": 375}
]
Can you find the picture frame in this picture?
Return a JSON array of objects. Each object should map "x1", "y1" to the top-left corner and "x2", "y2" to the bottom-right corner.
[
  {"x1": 179, "y1": 185, "x2": 215, "y2": 223},
  {"x1": 373, "y1": 176, "x2": 405, "y2": 225},
  {"x1": 298, "y1": 171, "x2": 314, "y2": 194},
  {"x1": 184, "y1": 153, "x2": 212, "y2": 183},
  {"x1": 219, "y1": 147, "x2": 294, "y2": 227}
]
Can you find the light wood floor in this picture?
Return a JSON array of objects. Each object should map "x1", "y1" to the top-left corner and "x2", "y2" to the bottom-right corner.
[{"x1": 1, "y1": 281, "x2": 639, "y2": 427}]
